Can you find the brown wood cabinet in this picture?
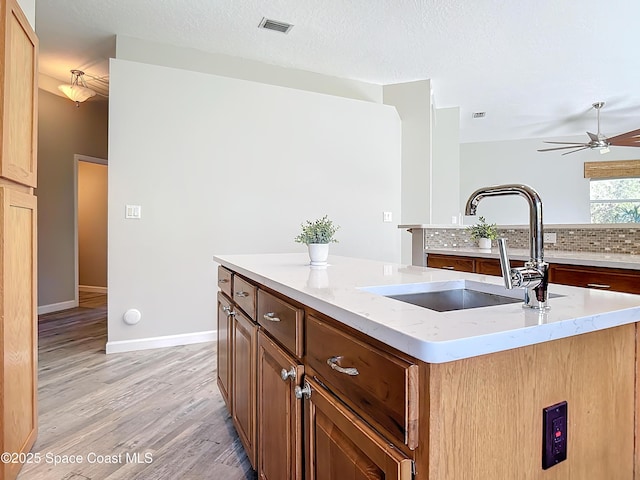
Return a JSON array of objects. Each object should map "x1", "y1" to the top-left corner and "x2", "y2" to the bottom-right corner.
[
  {"x1": 232, "y1": 309, "x2": 258, "y2": 469},
  {"x1": 216, "y1": 291, "x2": 233, "y2": 411},
  {"x1": 0, "y1": 0, "x2": 37, "y2": 189},
  {"x1": 549, "y1": 263, "x2": 640, "y2": 294},
  {"x1": 257, "y1": 331, "x2": 304, "y2": 480},
  {"x1": 303, "y1": 377, "x2": 413, "y2": 480},
  {"x1": 1, "y1": 187, "x2": 37, "y2": 480},
  {"x1": 428, "y1": 253, "x2": 639, "y2": 294},
  {"x1": 0, "y1": 2, "x2": 38, "y2": 479}
]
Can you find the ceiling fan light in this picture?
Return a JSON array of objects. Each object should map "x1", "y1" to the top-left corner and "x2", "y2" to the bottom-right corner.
[
  {"x1": 57, "y1": 84, "x2": 96, "y2": 103},
  {"x1": 600, "y1": 147, "x2": 610, "y2": 154}
]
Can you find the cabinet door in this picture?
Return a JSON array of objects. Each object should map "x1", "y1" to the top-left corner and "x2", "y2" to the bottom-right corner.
[
  {"x1": 257, "y1": 331, "x2": 304, "y2": 480},
  {"x1": 0, "y1": 0, "x2": 38, "y2": 188},
  {"x1": 0, "y1": 187, "x2": 37, "y2": 480},
  {"x1": 304, "y1": 378, "x2": 413, "y2": 480},
  {"x1": 216, "y1": 292, "x2": 233, "y2": 412},
  {"x1": 232, "y1": 310, "x2": 258, "y2": 469}
]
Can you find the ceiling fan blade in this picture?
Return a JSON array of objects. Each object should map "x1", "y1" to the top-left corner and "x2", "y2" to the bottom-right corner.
[
  {"x1": 561, "y1": 146, "x2": 590, "y2": 155},
  {"x1": 541, "y1": 141, "x2": 587, "y2": 145},
  {"x1": 537, "y1": 145, "x2": 588, "y2": 152},
  {"x1": 606, "y1": 128, "x2": 640, "y2": 143},
  {"x1": 609, "y1": 138, "x2": 640, "y2": 147}
]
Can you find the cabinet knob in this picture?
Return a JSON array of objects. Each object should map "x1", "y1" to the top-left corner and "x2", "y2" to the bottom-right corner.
[
  {"x1": 327, "y1": 356, "x2": 359, "y2": 376},
  {"x1": 222, "y1": 305, "x2": 236, "y2": 317},
  {"x1": 235, "y1": 291, "x2": 249, "y2": 298},
  {"x1": 294, "y1": 380, "x2": 312, "y2": 399},
  {"x1": 263, "y1": 312, "x2": 281, "y2": 322},
  {"x1": 280, "y1": 367, "x2": 296, "y2": 382}
]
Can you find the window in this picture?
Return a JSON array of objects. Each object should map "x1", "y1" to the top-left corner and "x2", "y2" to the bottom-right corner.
[{"x1": 590, "y1": 178, "x2": 640, "y2": 223}]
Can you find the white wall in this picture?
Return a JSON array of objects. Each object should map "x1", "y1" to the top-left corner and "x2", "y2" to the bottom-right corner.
[
  {"x1": 116, "y1": 36, "x2": 383, "y2": 104},
  {"x1": 460, "y1": 137, "x2": 606, "y2": 225},
  {"x1": 17, "y1": 0, "x2": 34, "y2": 27},
  {"x1": 107, "y1": 59, "x2": 401, "y2": 348},
  {"x1": 432, "y1": 107, "x2": 461, "y2": 224},
  {"x1": 383, "y1": 80, "x2": 432, "y2": 263}
]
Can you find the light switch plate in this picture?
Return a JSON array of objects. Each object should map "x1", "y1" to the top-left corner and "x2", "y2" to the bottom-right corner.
[
  {"x1": 125, "y1": 205, "x2": 142, "y2": 219},
  {"x1": 543, "y1": 232, "x2": 557, "y2": 244},
  {"x1": 383, "y1": 211, "x2": 393, "y2": 223}
]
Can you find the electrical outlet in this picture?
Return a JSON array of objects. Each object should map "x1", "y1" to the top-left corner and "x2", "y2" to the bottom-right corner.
[
  {"x1": 542, "y1": 401, "x2": 567, "y2": 469},
  {"x1": 383, "y1": 211, "x2": 393, "y2": 223},
  {"x1": 543, "y1": 232, "x2": 557, "y2": 244}
]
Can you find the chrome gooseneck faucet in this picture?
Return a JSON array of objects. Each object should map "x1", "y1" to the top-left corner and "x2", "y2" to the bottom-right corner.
[{"x1": 465, "y1": 184, "x2": 549, "y2": 309}]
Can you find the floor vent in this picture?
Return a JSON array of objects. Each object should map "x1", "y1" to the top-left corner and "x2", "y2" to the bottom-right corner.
[{"x1": 259, "y1": 17, "x2": 294, "y2": 34}]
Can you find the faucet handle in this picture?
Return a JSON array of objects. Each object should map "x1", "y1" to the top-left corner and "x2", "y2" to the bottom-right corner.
[{"x1": 497, "y1": 238, "x2": 514, "y2": 289}]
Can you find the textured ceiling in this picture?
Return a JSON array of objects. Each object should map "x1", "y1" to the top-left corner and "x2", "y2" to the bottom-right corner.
[{"x1": 35, "y1": 0, "x2": 640, "y2": 143}]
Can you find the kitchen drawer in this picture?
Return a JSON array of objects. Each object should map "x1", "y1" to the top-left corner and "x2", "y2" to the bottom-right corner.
[
  {"x1": 218, "y1": 266, "x2": 233, "y2": 297},
  {"x1": 258, "y1": 289, "x2": 304, "y2": 358},
  {"x1": 475, "y1": 258, "x2": 525, "y2": 276},
  {"x1": 233, "y1": 275, "x2": 257, "y2": 321},
  {"x1": 427, "y1": 254, "x2": 474, "y2": 272},
  {"x1": 550, "y1": 264, "x2": 640, "y2": 294},
  {"x1": 305, "y1": 315, "x2": 418, "y2": 449}
]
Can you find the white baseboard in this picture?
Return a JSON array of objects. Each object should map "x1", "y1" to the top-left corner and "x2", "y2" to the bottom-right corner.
[
  {"x1": 106, "y1": 330, "x2": 216, "y2": 354},
  {"x1": 38, "y1": 300, "x2": 78, "y2": 315},
  {"x1": 79, "y1": 285, "x2": 108, "y2": 294}
]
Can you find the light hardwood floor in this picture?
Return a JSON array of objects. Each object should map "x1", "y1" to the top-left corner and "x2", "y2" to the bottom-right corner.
[{"x1": 18, "y1": 292, "x2": 255, "y2": 480}]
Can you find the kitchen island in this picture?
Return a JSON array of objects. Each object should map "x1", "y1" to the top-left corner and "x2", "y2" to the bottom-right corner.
[{"x1": 214, "y1": 253, "x2": 640, "y2": 479}]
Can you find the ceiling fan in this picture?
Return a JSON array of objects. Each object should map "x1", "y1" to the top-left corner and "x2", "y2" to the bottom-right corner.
[{"x1": 538, "y1": 101, "x2": 640, "y2": 155}]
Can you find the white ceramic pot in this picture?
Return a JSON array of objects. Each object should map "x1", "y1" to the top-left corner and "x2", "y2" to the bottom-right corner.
[
  {"x1": 478, "y1": 237, "x2": 492, "y2": 249},
  {"x1": 308, "y1": 243, "x2": 329, "y2": 266}
]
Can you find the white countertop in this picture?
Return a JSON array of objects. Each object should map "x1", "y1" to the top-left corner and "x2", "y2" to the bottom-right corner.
[
  {"x1": 426, "y1": 247, "x2": 640, "y2": 270},
  {"x1": 213, "y1": 253, "x2": 640, "y2": 364}
]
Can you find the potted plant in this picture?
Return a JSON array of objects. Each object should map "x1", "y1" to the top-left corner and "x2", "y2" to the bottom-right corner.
[
  {"x1": 467, "y1": 216, "x2": 498, "y2": 249},
  {"x1": 294, "y1": 215, "x2": 339, "y2": 266}
]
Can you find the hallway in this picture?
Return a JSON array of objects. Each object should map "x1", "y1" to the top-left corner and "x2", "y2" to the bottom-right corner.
[{"x1": 19, "y1": 293, "x2": 254, "y2": 479}]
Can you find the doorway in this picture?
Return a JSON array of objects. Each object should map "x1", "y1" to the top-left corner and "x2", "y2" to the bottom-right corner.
[{"x1": 74, "y1": 154, "x2": 108, "y2": 300}]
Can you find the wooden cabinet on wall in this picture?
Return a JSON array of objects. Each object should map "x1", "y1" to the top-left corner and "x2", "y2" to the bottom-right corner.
[
  {"x1": 0, "y1": 0, "x2": 38, "y2": 189},
  {"x1": 0, "y1": 1, "x2": 38, "y2": 479},
  {"x1": 0, "y1": 187, "x2": 37, "y2": 480}
]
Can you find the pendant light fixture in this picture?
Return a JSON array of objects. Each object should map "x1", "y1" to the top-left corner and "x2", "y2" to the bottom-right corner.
[{"x1": 58, "y1": 69, "x2": 96, "y2": 107}]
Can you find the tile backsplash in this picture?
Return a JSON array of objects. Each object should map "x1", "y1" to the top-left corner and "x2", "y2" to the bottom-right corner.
[{"x1": 426, "y1": 225, "x2": 640, "y2": 255}]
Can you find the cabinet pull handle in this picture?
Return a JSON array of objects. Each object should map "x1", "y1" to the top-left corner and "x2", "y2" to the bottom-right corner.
[
  {"x1": 442, "y1": 266, "x2": 455, "y2": 270},
  {"x1": 327, "y1": 356, "x2": 359, "y2": 376},
  {"x1": 235, "y1": 291, "x2": 249, "y2": 298},
  {"x1": 281, "y1": 367, "x2": 296, "y2": 382},
  {"x1": 218, "y1": 278, "x2": 229, "y2": 284},
  {"x1": 263, "y1": 312, "x2": 281, "y2": 322},
  {"x1": 586, "y1": 283, "x2": 611, "y2": 289},
  {"x1": 294, "y1": 380, "x2": 312, "y2": 399},
  {"x1": 222, "y1": 305, "x2": 236, "y2": 317}
]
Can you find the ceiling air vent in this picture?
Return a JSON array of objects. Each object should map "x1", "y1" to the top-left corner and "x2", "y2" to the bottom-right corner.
[
  {"x1": 472, "y1": 112, "x2": 487, "y2": 119},
  {"x1": 259, "y1": 17, "x2": 294, "y2": 34}
]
